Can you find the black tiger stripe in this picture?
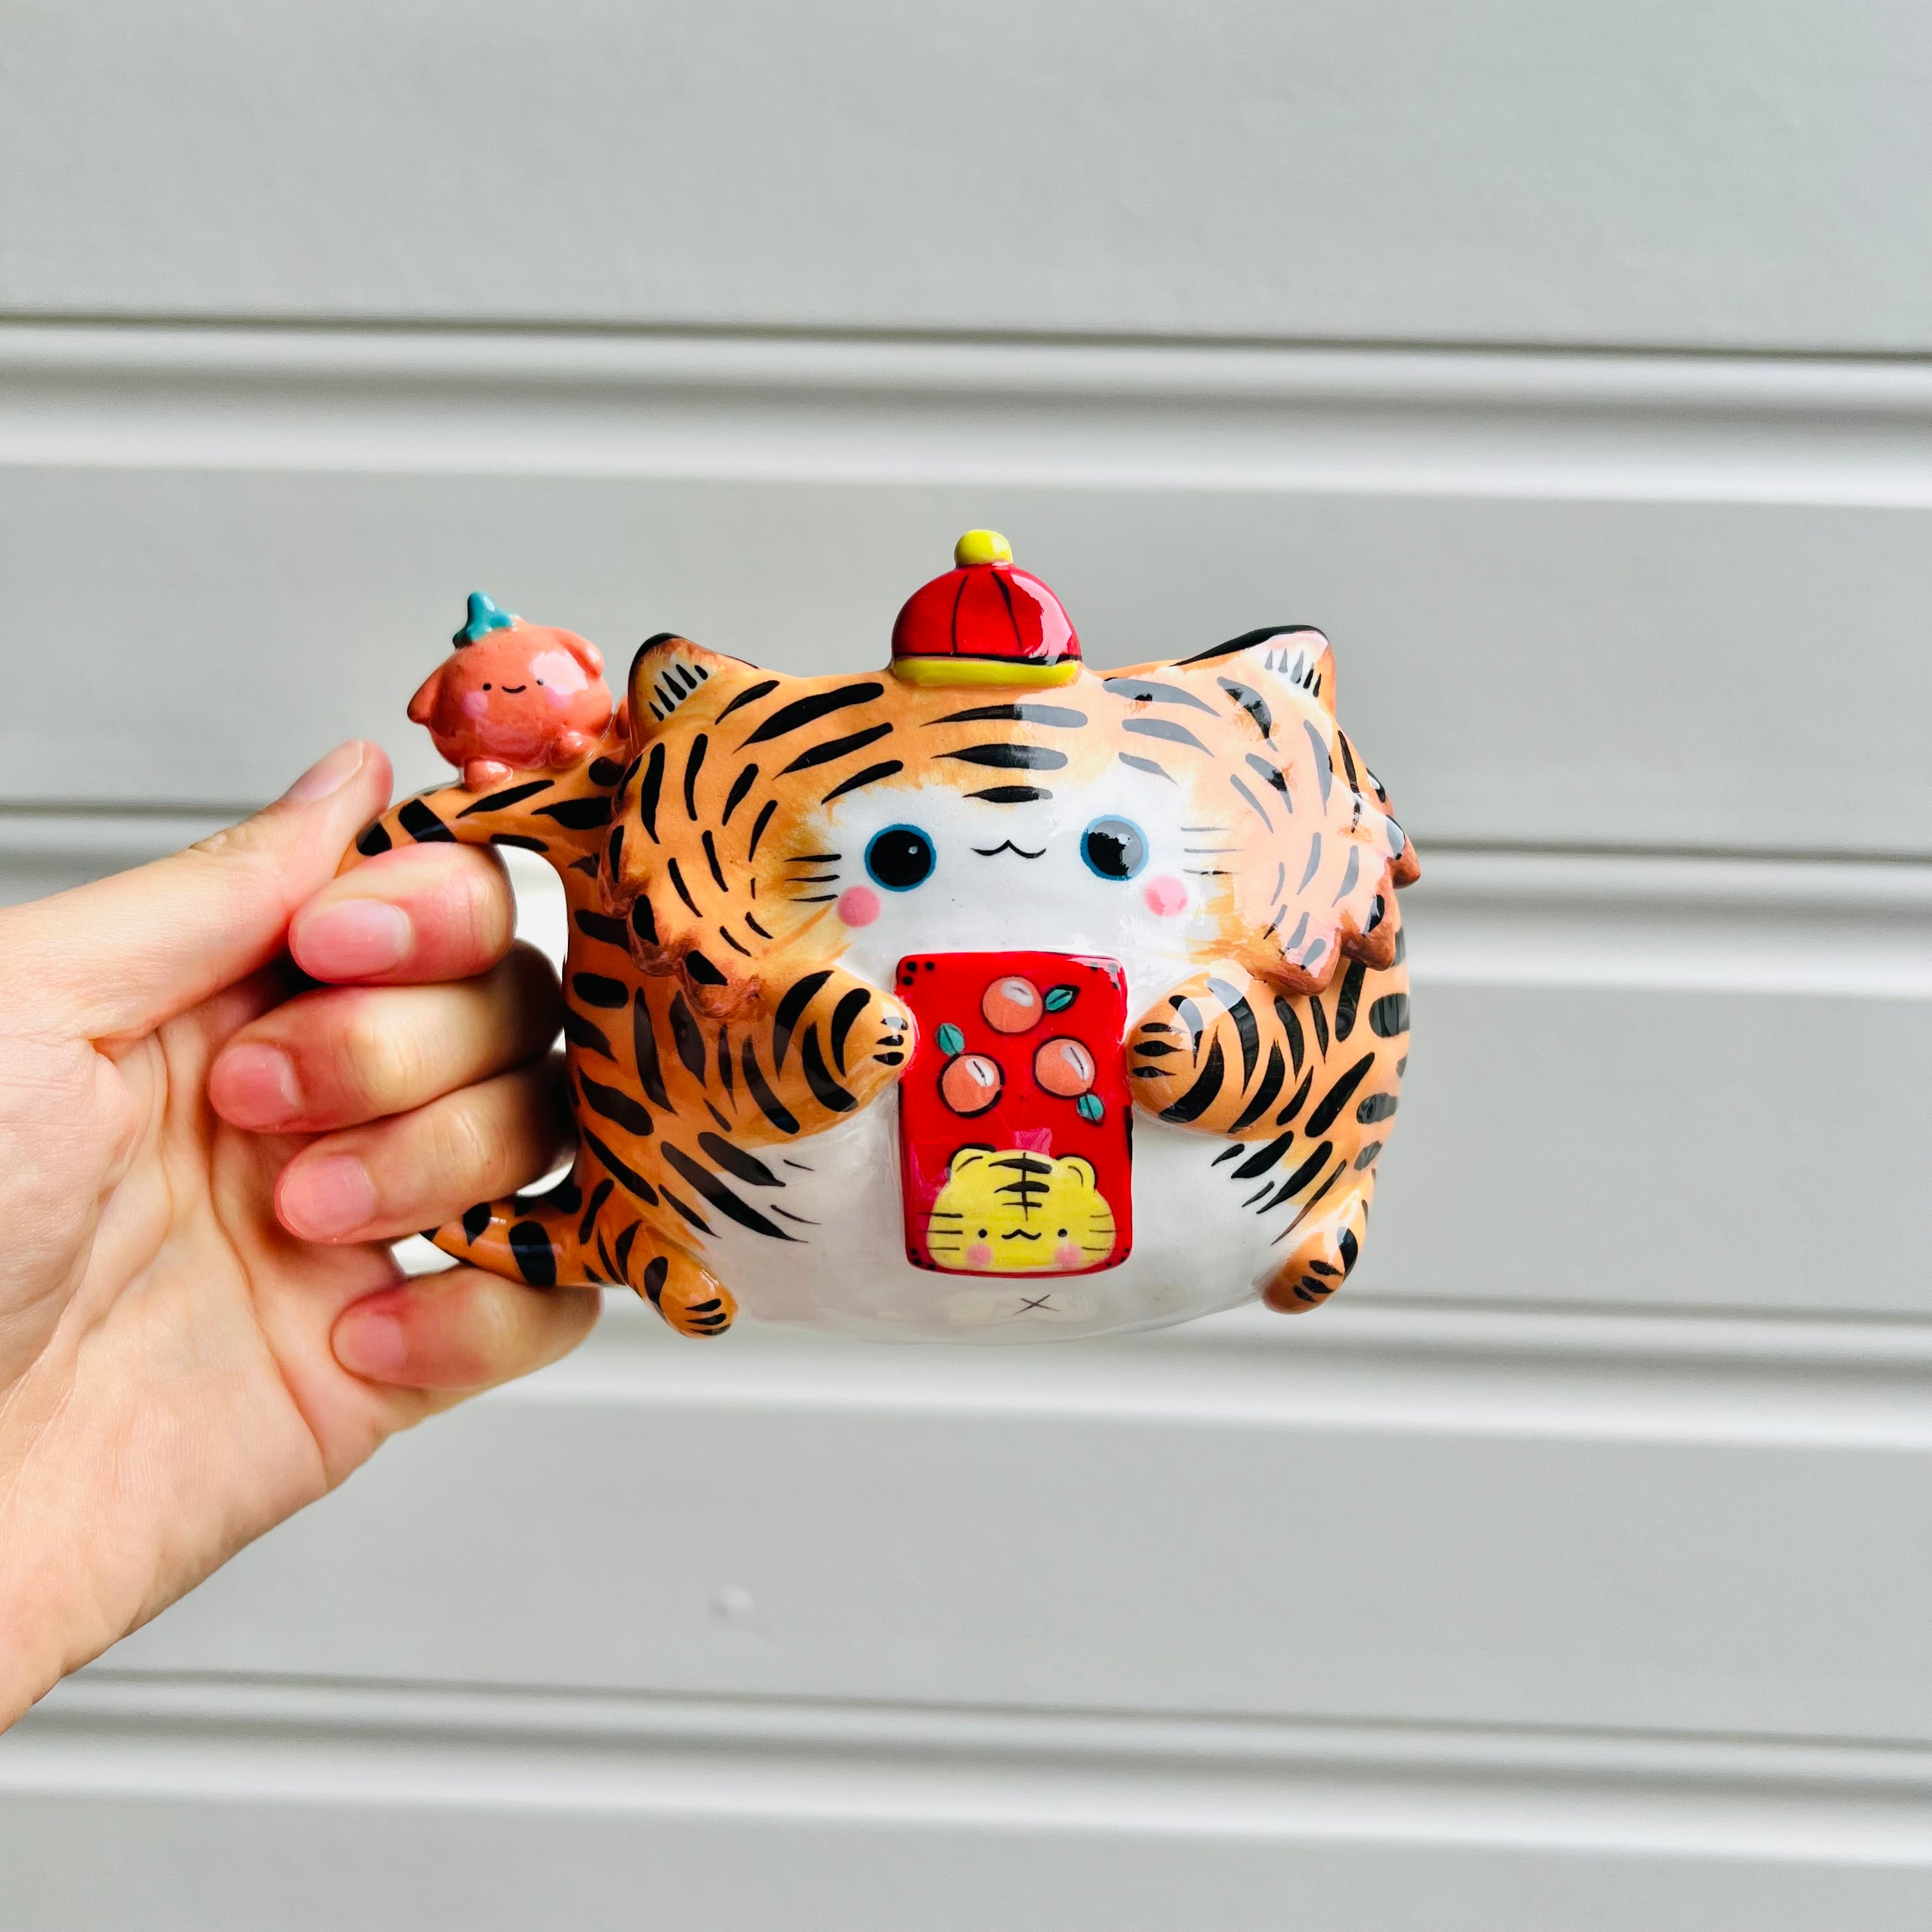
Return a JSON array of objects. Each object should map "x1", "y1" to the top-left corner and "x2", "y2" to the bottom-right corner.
[
  {"x1": 801, "y1": 1027, "x2": 857, "y2": 1112},
  {"x1": 666, "y1": 856, "x2": 702, "y2": 916},
  {"x1": 740, "y1": 681, "x2": 885, "y2": 746},
  {"x1": 1298, "y1": 834, "x2": 1322, "y2": 893},
  {"x1": 1304, "y1": 718, "x2": 1334, "y2": 807},
  {"x1": 1229, "y1": 771, "x2": 1273, "y2": 830},
  {"x1": 1392, "y1": 926, "x2": 1407, "y2": 965},
  {"x1": 507, "y1": 1220, "x2": 557, "y2": 1287},
  {"x1": 572, "y1": 973, "x2": 628, "y2": 1009},
  {"x1": 700, "y1": 829, "x2": 728, "y2": 892},
  {"x1": 1308, "y1": 993, "x2": 1330, "y2": 1057},
  {"x1": 747, "y1": 797, "x2": 778, "y2": 859},
  {"x1": 719, "y1": 926, "x2": 751, "y2": 957},
  {"x1": 697, "y1": 1130, "x2": 780, "y2": 1187},
  {"x1": 562, "y1": 1007, "x2": 615, "y2": 1059},
  {"x1": 1358, "y1": 1091, "x2": 1399, "y2": 1124},
  {"x1": 1218, "y1": 678, "x2": 1272, "y2": 738},
  {"x1": 1283, "y1": 911, "x2": 1310, "y2": 956},
  {"x1": 1119, "y1": 754, "x2": 1174, "y2": 781},
  {"x1": 745, "y1": 912, "x2": 772, "y2": 940},
  {"x1": 685, "y1": 950, "x2": 727, "y2": 988},
  {"x1": 970, "y1": 786, "x2": 1053, "y2": 803},
  {"x1": 1230, "y1": 1130, "x2": 1296, "y2": 1180},
  {"x1": 577, "y1": 1176, "x2": 615, "y2": 1246},
  {"x1": 489, "y1": 833, "x2": 549, "y2": 853},
  {"x1": 716, "y1": 1026, "x2": 733, "y2": 1096},
  {"x1": 772, "y1": 970, "x2": 833, "y2": 1070},
  {"x1": 828, "y1": 986, "x2": 870, "y2": 1075},
  {"x1": 579, "y1": 1071, "x2": 654, "y2": 1136},
  {"x1": 1208, "y1": 977, "x2": 1261, "y2": 1088},
  {"x1": 682, "y1": 733, "x2": 709, "y2": 818},
  {"x1": 589, "y1": 757, "x2": 626, "y2": 788},
  {"x1": 1305, "y1": 1054, "x2": 1376, "y2": 1135},
  {"x1": 1229, "y1": 1041, "x2": 1287, "y2": 1133},
  {"x1": 575, "y1": 910, "x2": 629, "y2": 946},
  {"x1": 582, "y1": 1127, "x2": 660, "y2": 1207},
  {"x1": 1332, "y1": 845, "x2": 1361, "y2": 906},
  {"x1": 940, "y1": 744, "x2": 1067, "y2": 770},
  {"x1": 667, "y1": 991, "x2": 707, "y2": 1080},
  {"x1": 661, "y1": 1186, "x2": 715, "y2": 1236},
  {"x1": 1275, "y1": 995, "x2": 1305, "y2": 1074},
  {"x1": 631, "y1": 896, "x2": 657, "y2": 947},
  {"x1": 716, "y1": 677, "x2": 779, "y2": 724},
  {"x1": 356, "y1": 821, "x2": 392, "y2": 856},
  {"x1": 1246, "y1": 753, "x2": 1291, "y2": 798},
  {"x1": 722, "y1": 763, "x2": 758, "y2": 825},
  {"x1": 1123, "y1": 716, "x2": 1209, "y2": 753},
  {"x1": 1370, "y1": 993, "x2": 1411, "y2": 1037},
  {"x1": 635, "y1": 1250, "x2": 664, "y2": 1301},
  {"x1": 1276, "y1": 1066, "x2": 1314, "y2": 1126},
  {"x1": 613, "y1": 1220, "x2": 642, "y2": 1278},
  {"x1": 741, "y1": 1037, "x2": 801, "y2": 1133},
  {"x1": 614, "y1": 1220, "x2": 641, "y2": 1276},
  {"x1": 1271, "y1": 1140, "x2": 1333, "y2": 1204},
  {"x1": 637, "y1": 743, "x2": 666, "y2": 841},
  {"x1": 458, "y1": 779, "x2": 551, "y2": 817},
  {"x1": 823, "y1": 760, "x2": 904, "y2": 803},
  {"x1": 1104, "y1": 678, "x2": 1218, "y2": 714},
  {"x1": 1160, "y1": 1037, "x2": 1226, "y2": 1123},
  {"x1": 931, "y1": 703, "x2": 1087, "y2": 728},
  {"x1": 569, "y1": 853, "x2": 599, "y2": 878},
  {"x1": 399, "y1": 799, "x2": 454, "y2": 843},
  {"x1": 661, "y1": 1144, "x2": 798, "y2": 1241},
  {"x1": 534, "y1": 796, "x2": 611, "y2": 829},
  {"x1": 461, "y1": 1200, "x2": 491, "y2": 1242},
  {"x1": 1333, "y1": 960, "x2": 1367, "y2": 1041},
  {"x1": 608, "y1": 823, "x2": 623, "y2": 878}
]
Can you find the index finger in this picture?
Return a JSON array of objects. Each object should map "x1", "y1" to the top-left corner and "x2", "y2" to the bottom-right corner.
[{"x1": 289, "y1": 841, "x2": 518, "y2": 986}]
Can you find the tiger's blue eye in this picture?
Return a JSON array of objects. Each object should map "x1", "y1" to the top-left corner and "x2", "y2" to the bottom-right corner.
[
  {"x1": 866, "y1": 824, "x2": 937, "y2": 891},
  {"x1": 1080, "y1": 815, "x2": 1147, "y2": 881}
]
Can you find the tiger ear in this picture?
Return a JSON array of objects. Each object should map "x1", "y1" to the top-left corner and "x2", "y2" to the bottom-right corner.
[
  {"x1": 627, "y1": 634, "x2": 778, "y2": 740},
  {"x1": 1058, "y1": 1156, "x2": 1097, "y2": 1190},
  {"x1": 1142, "y1": 625, "x2": 1338, "y2": 718},
  {"x1": 947, "y1": 1146, "x2": 995, "y2": 1179}
]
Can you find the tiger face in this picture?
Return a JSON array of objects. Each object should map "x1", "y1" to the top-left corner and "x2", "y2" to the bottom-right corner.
[
  {"x1": 923, "y1": 1147, "x2": 1117, "y2": 1273},
  {"x1": 606, "y1": 629, "x2": 1410, "y2": 1020}
]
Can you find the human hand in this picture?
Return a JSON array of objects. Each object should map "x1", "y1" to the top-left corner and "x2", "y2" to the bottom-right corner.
[{"x1": 0, "y1": 742, "x2": 597, "y2": 1726}]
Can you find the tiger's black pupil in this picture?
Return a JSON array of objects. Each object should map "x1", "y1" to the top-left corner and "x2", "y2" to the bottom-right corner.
[
  {"x1": 866, "y1": 825, "x2": 936, "y2": 891},
  {"x1": 1081, "y1": 816, "x2": 1146, "y2": 880}
]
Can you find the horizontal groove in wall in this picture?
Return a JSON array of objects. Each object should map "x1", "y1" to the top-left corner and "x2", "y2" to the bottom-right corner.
[
  {"x1": 3, "y1": 323, "x2": 1929, "y2": 507},
  {"x1": 13, "y1": 1672, "x2": 1930, "y2": 1862},
  {"x1": 495, "y1": 1292, "x2": 1932, "y2": 1452}
]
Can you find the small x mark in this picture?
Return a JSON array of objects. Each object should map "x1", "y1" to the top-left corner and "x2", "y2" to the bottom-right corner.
[{"x1": 1018, "y1": 1294, "x2": 1054, "y2": 1312}]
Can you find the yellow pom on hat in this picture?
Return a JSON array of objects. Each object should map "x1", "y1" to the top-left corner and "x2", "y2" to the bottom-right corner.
[{"x1": 953, "y1": 528, "x2": 1014, "y2": 567}]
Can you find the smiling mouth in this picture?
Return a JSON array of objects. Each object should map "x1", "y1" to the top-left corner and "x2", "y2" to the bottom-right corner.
[
  {"x1": 499, "y1": 684, "x2": 527, "y2": 693},
  {"x1": 1000, "y1": 1229, "x2": 1043, "y2": 1241},
  {"x1": 972, "y1": 841, "x2": 1045, "y2": 860}
]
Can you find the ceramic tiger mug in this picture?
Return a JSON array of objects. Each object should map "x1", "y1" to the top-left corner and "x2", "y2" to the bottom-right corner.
[{"x1": 353, "y1": 533, "x2": 1418, "y2": 1340}]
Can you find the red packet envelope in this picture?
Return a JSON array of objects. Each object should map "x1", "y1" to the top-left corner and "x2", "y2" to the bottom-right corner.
[{"x1": 895, "y1": 951, "x2": 1133, "y2": 1276}]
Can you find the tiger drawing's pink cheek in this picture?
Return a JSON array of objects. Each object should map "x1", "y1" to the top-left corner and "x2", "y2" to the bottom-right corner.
[
  {"x1": 837, "y1": 885, "x2": 881, "y2": 926},
  {"x1": 967, "y1": 1241, "x2": 993, "y2": 1269},
  {"x1": 1054, "y1": 1241, "x2": 1083, "y2": 1269},
  {"x1": 1143, "y1": 874, "x2": 1189, "y2": 917}
]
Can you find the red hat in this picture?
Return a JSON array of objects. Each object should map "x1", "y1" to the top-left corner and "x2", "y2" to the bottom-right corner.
[{"x1": 889, "y1": 530, "x2": 1082, "y2": 687}]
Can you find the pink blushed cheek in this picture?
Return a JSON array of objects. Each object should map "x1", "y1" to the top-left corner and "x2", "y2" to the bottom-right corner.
[
  {"x1": 461, "y1": 687, "x2": 490, "y2": 719},
  {"x1": 1143, "y1": 874, "x2": 1189, "y2": 917},
  {"x1": 837, "y1": 885, "x2": 881, "y2": 927},
  {"x1": 967, "y1": 1242, "x2": 993, "y2": 1269},
  {"x1": 1054, "y1": 1241, "x2": 1082, "y2": 1268}
]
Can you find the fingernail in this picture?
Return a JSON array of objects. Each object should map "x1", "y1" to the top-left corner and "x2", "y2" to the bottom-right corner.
[
  {"x1": 284, "y1": 740, "x2": 368, "y2": 805},
  {"x1": 292, "y1": 899, "x2": 413, "y2": 979},
  {"x1": 334, "y1": 1303, "x2": 410, "y2": 1379},
  {"x1": 280, "y1": 1153, "x2": 378, "y2": 1240},
  {"x1": 209, "y1": 1042, "x2": 301, "y2": 1129}
]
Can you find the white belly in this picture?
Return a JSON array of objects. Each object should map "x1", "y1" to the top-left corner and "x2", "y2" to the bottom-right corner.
[{"x1": 694, "y1": 1105, "x2": 1265, "y2": 1342}]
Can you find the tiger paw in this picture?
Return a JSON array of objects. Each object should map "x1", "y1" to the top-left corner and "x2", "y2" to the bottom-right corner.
[
  {"x1": 639, "y1": 1244, "x2": 739, "y2": 1338},
  {"x1": 1261, "y1": 1182, "x2": 1372, "y2": 1314}
]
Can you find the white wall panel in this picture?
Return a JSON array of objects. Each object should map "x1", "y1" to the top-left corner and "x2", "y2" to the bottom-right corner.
[
  {"x1": 95, "y1": 1298, "x2": 1932, "y2": 1745},
  {"x1": 3, "y1": 328, "x2": 1929, "y2": 853},
  {"x1": 6, "y1": 1678, "x2": 1929, "y2": 1932},
  {"x1": 3, "y1": 3, "x2": 1928, "y2": 352}
]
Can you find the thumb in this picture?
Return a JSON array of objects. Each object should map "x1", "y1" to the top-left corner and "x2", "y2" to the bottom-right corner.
[{"x1": 4, "y1": 742, "x2": 394, "y2": 1044}]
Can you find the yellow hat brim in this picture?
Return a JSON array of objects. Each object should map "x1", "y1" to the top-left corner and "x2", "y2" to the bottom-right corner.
[{"x1": 890, "y1": 656, "x2": 1082, "y2": 689}]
